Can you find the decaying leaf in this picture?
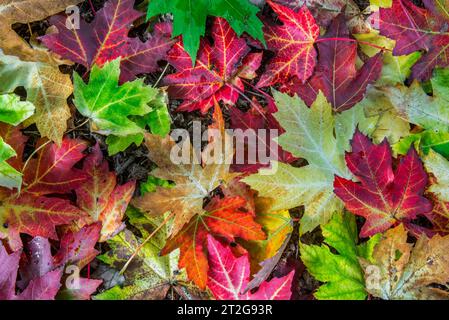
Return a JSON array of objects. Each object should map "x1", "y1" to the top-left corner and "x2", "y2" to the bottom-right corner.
[
  {"x1": 0, "y1": 51, "x2": 73, "y2": 144},
  {"x1": 361, "y1": 224, "x2": 449, "y2": 299},
  {"x1": 0, "y1": 0, "x2": 83, "y2": 62}
]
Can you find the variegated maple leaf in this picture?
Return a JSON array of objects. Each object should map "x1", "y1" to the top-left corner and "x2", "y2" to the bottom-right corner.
[
  {"x1": 0, "y1": 126, "x2": 88, "y2": 250},
  {"x1": 0, "y1": 0, "x2": 83, "y2": 62},
  {"x1": 379, "y1": 0, "x2": 449, "y2": 80},
  {"x1": 256, "y1": 0, "x2": 319, "y2": 87},
  {"x1": 163, "y1": 17, "x2": 262, "y2": 113},
  {"x1": 207, "y1": 235, "x2": 294, "y2": 300},
  {"x1": 0, "y1": 50, "x2": 74, "y2": 144},
  {"x1": 334, "y1": 130, "x2": 432, "y2": 237},
  {"x1": 161, "y1": 196, "x2": 265, "y2": 290},
  {"x1": 41, "y1": 0, "x2": 174, "y2": 82},
  {"x1": 286, "y1": 13, "x2": 382, "y2": 111},
  {"x1": 361, "y1": 224, "x2": 449, "y2": 300},
  {"x1": 132, "y1": 107, "x2": 236, "y2": 236},
  {"x1": 272, "y1": 0, "x2": 370, "y2": 33},
  {"x1": 74, "y1": 143, "x2": 135, "y2": 242}
]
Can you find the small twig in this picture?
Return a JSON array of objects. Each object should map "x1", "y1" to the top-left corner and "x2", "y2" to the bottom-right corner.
[
  {"x1": 119, "y1": 211, "x2": 176, "y2": 275},
  {"x1": 153, "y1": 63, "x2": 170, "y2": 88}
]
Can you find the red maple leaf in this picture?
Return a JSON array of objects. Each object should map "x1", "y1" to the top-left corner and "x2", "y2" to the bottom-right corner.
[
  {"x1": 285, "y1": 14, "x2": 382, "y2": 111},
  {"x1": 207, "y1": 235, "x2": 294, "y2": 300},
  {"x1": 161, "y1": 196, "x2": 265, "y2": 289},
  {"x1": 334, "y1": 130, "x2": 432, "y2": 237},
  {"x1": 163, "y1": 17, "x2": 262, "y2": 114},
  {"x1": 0, "y1": 124, "x2": 88, "y2": 251},
  {"x1": 2, "y1": 223, "x2": 102, "y2": 300},
  {"x1": 75, "y1": 143, "x2": 135, "y2": 242},
  {"x1": 230, "y1": 97, "x2": 295, "y2": 173},
  {"x1": 379, "y1": 0, "x2": 449, "y2": 80},
  {"x1": 40, "y1": 0, "x2": 174, "y2": 82},
  {"x1": 256, "y1": 0, "x2": 320, "y2": 88}
]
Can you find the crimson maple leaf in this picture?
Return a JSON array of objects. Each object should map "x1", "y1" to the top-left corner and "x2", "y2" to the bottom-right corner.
[
  {"x1": 161, "y1": 196, "x2": 265, "y2": 289},
  {"x1": 40, "y1": 0, "x2": 174, "y2": 82},
  {"x1": 334, "y1": 130, "x2": 432, "y2": 237},
  {"x1": 230, "y1": 97, "x2": 295, "y2": 173},
  {"x1": 256, "y1": 0, "x2": 320, "y2": 88},
  {"x1": 2, "y1": 223, "x2": 102, "y2": 300},
  {"x1": 285, "y1": 14, "x2": 382, "y2": 111},
  {"x1": 0, "y1": 242, "x2": 62, "y2": 300},
  {"x1": 0, "y1": 124, "x2": 88, "y2": 251},
  {"x1": 379, "y1": 0, "x2": 449, "y2": 81},
  {"x1": 74, "y1": 143, "x2": 135, "y2": 242},
  {"x1": 207, "y1": 235, "x2": 294, "y2": 300},
  {"x1": 163, "y1": 17, "x2": 262, "y2": 114}
]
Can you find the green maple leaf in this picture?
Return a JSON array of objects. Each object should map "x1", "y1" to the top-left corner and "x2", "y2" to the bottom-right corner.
[
  {"x1": 378, "y1": 68, "x2": 449, "y2": 157},
  {"x1": 94, "y1": 207, "x2": 189, "y2": 300},
  {"x1": 243, "y1": 91, "x2": 376, "y2": 234},
  {"x1": 381, "y1": 68, "x2": 449, "y2": 132},
  {"x1": 0, "y1": 93, "x2": 34, "y2": 190},
  {"x1": 300, "y1": 211, "x2": 381, "y2": 300},
  {"x1": 394, "y1": 130, "x2": 449, "y2": 158},
  {"x1": 74, "y1": 58, "x2": 170, "y2": 155},
  {"x1": 0, "y1": 137, "x2": 21, "y2": 190},
  {"x1": 423, "y1": 149, "x2": 449, "y2": 202},
  {"x1": 147, "y1": 0, "x2": 265, "y2": 63},
  {"x1": 0, "y1": 94, "x2": 34, "y2": 126}
]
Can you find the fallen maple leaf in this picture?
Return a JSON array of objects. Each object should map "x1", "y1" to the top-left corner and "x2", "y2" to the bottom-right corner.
[
  {"x1": 132, "y1": 107, "x2": 236, "y2": 236},
  {"x1": 95, "y1": 207, "x2": 199, "y2": 300},
  {"x1": 379, "y1": 0, "x2": 449, "y2": 80},
  {"x1": 0, "y1": 0, "x2": 83, "y2": 63},
  {"x1": 207, "y1": 235, "x2": 294, "y2": 300},
  {"x1": 334, "y1": 130, "x2": 432, "y2": 237},
  {"x1": 41, "y1": 0, "x2": 174, "y2": 82},
  {"x1": 161, "y1": 196, "x2": 266, "y2": 289},
  {"x1": 0, "y1": 133, "x2": 88, "y2": 250},
  {"x1": 163, "y1": 17, "x2": 262, "y2": 114},
  {"x1": 243, "y1": 206, "x2": 293, "y2": 292},
  {"x1": 73, "y1": 58, "x2": 161, "y2": 145},
  {"x1": 74, "y1": 143, "x2": 135, "y2": 242},
  {"x1": 18, "y1": 223, "x2": 102, "y2": 300},
  {"x1": 286, "y1": 14, "x2": 383, "y2": 111},
  {"x1": 256, "y1": 1, "x2": 319, "y2": 88},
  {"x1": 0, "y1": 94, "x2": 34, "y2": 190},
  {"x1": 147, "y1": 0, "x2": 265, "y2": 64},
  {"x1": 273, "y1": 0, "x2": 370, "y2": 33},
  {"x1": 0, "y1": 50, "x2": 74, "y2": 144},
  {"x1": 243, "y1": 91, "x2": 376, "y2": 234},
  {"x1": 300, "y1": 211, "x2": 380, "y2": 300},
  {"x1": 0, "y1": 223, "x2": 101, "y2": 300},
  {"x1": 361, "y1": 224, "x2": 449, "y2": 299},
  {"x1": 230, "y1": 97, "x2": 295, "y2": 173}
]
